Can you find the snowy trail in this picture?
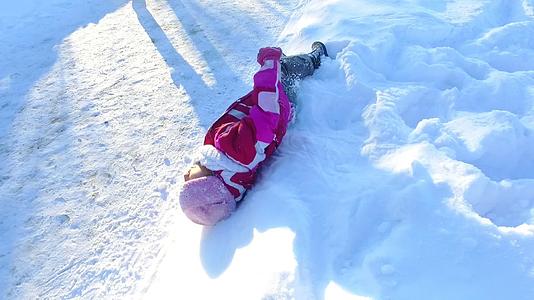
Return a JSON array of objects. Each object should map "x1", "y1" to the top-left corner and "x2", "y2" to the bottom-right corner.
[{"x1": 1, "y1": 0, "x2": 297, "y2": 298}]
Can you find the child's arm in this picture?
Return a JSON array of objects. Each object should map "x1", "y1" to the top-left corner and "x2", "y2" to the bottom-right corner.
[
  {"x1": 210, "y1": 47, "x2": 284, "y2": 170},
  {"x1": 250, "y1": 47, "x2": 283, "y2": 148}
]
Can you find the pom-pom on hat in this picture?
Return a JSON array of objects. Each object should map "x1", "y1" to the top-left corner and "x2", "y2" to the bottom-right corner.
[{"x1": 179, "y1": 175, "x2": 236, "y2": 226}]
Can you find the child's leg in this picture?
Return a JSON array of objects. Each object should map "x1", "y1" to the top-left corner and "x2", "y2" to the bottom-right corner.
[
  {"x1": 280, "y1": 54, "x2": 315, "y2": 104},
  {"x1": 281, "y1": 54, "x2": 316, "y2": 81},
  {"x1": 280, "y1": 42, "x2": 327, "y2": 103}
]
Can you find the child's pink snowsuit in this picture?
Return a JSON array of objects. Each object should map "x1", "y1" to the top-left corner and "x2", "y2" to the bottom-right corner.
[{"x1": 197, "y1": 47, "x2": 291, "y2": 201}]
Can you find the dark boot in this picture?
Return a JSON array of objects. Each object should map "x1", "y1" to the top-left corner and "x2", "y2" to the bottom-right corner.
[{"x1": 308, "y1": 41, "x2": 328, "y2": 69}]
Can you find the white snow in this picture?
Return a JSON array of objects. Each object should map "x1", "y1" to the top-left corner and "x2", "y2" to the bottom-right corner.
[{"x1": 1, "y1": 0, "x2": 534, "y2": 299}]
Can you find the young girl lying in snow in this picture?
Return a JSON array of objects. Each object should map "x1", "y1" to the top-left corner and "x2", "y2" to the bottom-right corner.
[{"x1": 179, "y1": 42, "x2": 328, "y2": 225}]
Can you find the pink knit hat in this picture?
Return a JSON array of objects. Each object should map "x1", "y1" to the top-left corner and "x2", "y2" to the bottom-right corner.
[{"x1": 179, "y1": 176, "x2": 236, "y2": 226}]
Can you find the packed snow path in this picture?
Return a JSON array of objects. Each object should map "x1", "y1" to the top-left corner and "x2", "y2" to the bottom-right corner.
[
  {"x1": 2, "y1": 0, "x2": 534, "y2": 299},
  {"x1": 1, "y1": 0, "x2": 296, "y2": 298}
]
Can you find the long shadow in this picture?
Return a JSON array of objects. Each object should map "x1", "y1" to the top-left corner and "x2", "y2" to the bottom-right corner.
[
  {"x1": 181, "y1": 0, "x2": 277, "y2": 53},
  {"x1": 132, "y1": 0, "x2": 209, "y2": 94},
  {"x1": 133, "y1": 0, "x2": 248, "y2": 127},
  {"x1": 166, "y1": 0, "x2": 296, "y2": 105},
  {"x1": 166, "y1": 0, "x2": 246, "y2": 90}
]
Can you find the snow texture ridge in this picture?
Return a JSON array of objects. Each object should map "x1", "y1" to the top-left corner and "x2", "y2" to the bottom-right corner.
[{"x1": 273, "y1": 0, "x2": 534, "y2": 298}]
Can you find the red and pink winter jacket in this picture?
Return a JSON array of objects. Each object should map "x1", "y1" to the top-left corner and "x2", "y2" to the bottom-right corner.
[{"x1": 196, "y1": 47, "x2": 291, "y2": 201}]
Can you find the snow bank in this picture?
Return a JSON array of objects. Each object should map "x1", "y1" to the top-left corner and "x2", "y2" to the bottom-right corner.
[{"x1": 266, "y1": 0, "x2": 534, "y2": 298}]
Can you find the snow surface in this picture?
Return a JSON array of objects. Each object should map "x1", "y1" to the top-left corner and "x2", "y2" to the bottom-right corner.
[{"x1": 1, "y1": 0, "x2": 534, "y2": 299}]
